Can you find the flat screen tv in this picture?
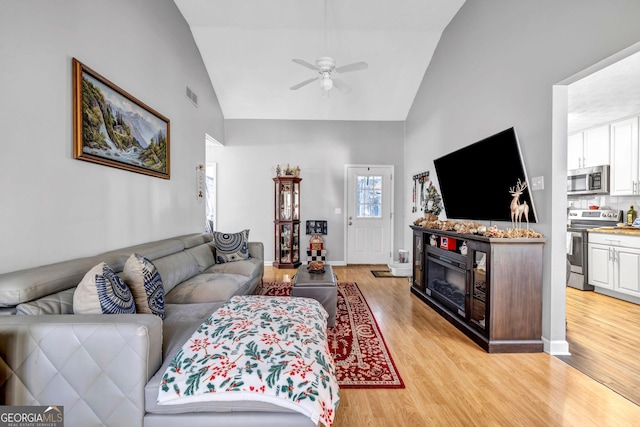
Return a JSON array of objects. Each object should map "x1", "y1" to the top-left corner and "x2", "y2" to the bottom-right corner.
[{"x1": 433, "y1": 127, "x2": 538, "y2": 223}]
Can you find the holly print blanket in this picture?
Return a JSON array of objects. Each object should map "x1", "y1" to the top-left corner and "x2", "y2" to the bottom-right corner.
[{"x1": 157, "y1": 295, "x2": 340, "y2": 427}]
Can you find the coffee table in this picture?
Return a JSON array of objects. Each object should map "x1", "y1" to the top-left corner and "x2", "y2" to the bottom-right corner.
[{"x1": 292, "y1": 264, "x2": 337, "y2": 327}]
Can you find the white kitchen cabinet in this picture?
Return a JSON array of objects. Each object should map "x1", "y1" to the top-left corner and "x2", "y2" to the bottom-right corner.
[
  {"x1": 588, "y1": 242, "x2": 614, "y2": 289},
  {"x1": 567, "y1": 133, "x2": 584, "y2": 170},
  {"x1": 584, "y1": 125, "x2": 610, "y2": 166},
  {"x1": 609, "y1": 116, "x2": 639, "y2": 195},
  {"x1": 617, "y1": 246, "x2": 640, "y2": 297},
  {"x1": 588, "y1": 232, "x2": 640, "y2": 302},
  {"x1": 568, "y1": 124, "x2": 610, "y2": 169}
]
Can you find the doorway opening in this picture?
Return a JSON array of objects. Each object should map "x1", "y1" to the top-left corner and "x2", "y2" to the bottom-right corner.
[
  {"x1": 205, "y1": 133, "x2": 223, "y2": 233},
  {"x1": 205, "y1": 163, "x2": 216, "y2": 233},
  {"x1": 554, "y1": 41, "x2": 640, "y2": 406}
]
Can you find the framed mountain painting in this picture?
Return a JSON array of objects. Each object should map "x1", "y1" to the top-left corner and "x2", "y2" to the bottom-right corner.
[{"x1": 72, "y1": 58, "x2": 170, "y2": 179}]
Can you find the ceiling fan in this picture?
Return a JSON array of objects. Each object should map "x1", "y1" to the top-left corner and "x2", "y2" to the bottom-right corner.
[{"x1": 290, "y1": 0, "x2": 368, "y2": 94}]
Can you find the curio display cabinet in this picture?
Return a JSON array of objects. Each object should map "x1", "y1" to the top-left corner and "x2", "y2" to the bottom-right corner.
[{"x1": 273, "y1": 176, "x2": 301, "y2": 268}]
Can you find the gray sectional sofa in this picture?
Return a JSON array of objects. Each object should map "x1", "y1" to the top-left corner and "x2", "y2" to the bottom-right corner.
[{"x1": 0, "y1": 233, "x2": 318, "y2": 426}]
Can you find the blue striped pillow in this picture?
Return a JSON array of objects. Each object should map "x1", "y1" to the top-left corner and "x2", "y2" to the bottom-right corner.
[
  {"x1": 96, "y1": 265, "x2": 136, "y2": 314},
  {"x1": 122, "y1": 253, "x2": 165, "y2": 319},
  {"x1": 73, "y1": 262, "x2": 136, "y2": 315}
]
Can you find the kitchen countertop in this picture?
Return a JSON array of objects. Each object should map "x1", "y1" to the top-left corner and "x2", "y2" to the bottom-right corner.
[{"x1": 588, "y1": 226, "x2": 640, "y2": 235}]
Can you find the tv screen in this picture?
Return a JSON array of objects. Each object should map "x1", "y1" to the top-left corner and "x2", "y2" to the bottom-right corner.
[{"x1": 433, "y1": 127, "x2": 538, "y2": 223}]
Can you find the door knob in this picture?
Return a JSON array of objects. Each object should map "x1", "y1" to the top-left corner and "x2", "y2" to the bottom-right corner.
[{"x1": 348, "y1": 221, "x2": 352, "y2": 226}]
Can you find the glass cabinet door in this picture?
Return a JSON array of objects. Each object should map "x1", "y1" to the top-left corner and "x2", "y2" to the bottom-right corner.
[
  {"x1": 470, "y1": 248, "x2": 488, "y2": 332},
  {"x1": 275, "y1": 223, "x2": 281, "y2": 259},
  {"x1": 293, "y1": 181, "x2": 300, "y2": 220},
  {"x1": 278, "y1": 223, "x2": 291, "y2": 264},
  {"x1": 279, "y1": 182, "x2": 292, "y2": 220},
  {"x1": 412, "y1": 231, "x2": 424, "y2": 291},
  {"x1": 292, "y1": 222, "x2": 299, "y2": 262}
]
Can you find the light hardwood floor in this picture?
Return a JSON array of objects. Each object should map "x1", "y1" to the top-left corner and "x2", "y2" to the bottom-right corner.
[
  {"x1": 559, "y1": 286, "x2": 640, "y2": 407},
  {"x1": 263, "y1": 265, "x2": 640, "y2": 426}
]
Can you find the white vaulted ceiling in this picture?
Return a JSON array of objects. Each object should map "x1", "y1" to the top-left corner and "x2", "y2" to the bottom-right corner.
[{"x1": 173, "y1": 0, "x2": 465, "y2": 121}]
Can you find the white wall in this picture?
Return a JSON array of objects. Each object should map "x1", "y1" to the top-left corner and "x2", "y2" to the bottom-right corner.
[
  {"x1": 405, "y1": 0, "x2": 640, "y2": 353},
  {"x1": 0, "y1": 0, "x2": 223, "y2": 273},
  {"x1": 208, "y1": 119, "x2": 405, "y2": 263}
]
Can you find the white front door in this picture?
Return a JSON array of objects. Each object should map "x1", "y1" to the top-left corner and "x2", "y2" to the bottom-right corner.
[{"x1": 346, "y1": 165, "x2": 393, "y2": 264}]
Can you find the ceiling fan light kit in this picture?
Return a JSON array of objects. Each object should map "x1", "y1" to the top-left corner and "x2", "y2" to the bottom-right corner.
[
  {"x1": 321, "y1": 73, "x2": 333, "y2": 91},
  {"x1": 290, "y1": 0, "x2": 367, "y2": 96}
]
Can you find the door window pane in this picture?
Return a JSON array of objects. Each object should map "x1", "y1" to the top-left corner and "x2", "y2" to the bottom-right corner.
[{"x1": 356, "y1": 175, "x2": 382, "y2": 218}]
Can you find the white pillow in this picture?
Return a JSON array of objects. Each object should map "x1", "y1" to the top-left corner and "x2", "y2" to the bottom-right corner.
[
  {"x1": 121, "y1": 253, "x2": 165, "y2": 319},
  {"x1": 73, "y1": 262, "x2": 136, "y2": 314}
]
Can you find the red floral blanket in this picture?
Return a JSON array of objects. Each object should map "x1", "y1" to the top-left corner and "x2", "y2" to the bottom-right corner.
[{"x1": 157, "y1": 295, "x2": 340, "y2": 427}]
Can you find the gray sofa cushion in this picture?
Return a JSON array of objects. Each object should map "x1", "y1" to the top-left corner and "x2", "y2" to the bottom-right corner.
[
  {"x1": 204, "y1": 258, "x2": 259, "y2": 277},
  {"x1": 100, "y1": 239, "x2": 186, "y2": 274},
  {"x1": 161, "y1": 303, "x2": 223, "y2": 360},
  {"x1": 164, "y1": 274, "x2": 249, "y2": 304},
  {"x1": 153, "y1": 252, "x2": 200, "y2": 295},
  {"x1": 185, "y1": 243, "x2": 216, "y2": 272},
  {"x1": 16, "y1": 288, "x2": 75, "y2": 315},
  {"x1": 175, "y1": 233, "x2": 213, "y2": 249},
  {"x1": 204, "y1": 258, "x2": 263, "y2": 295},
  {"x1": 0, "y1": 255, "x2": 103, "y2": 307}
]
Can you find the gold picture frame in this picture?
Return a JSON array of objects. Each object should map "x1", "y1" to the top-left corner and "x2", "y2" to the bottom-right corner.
[{"x1": 72, "y1": 58, "x2": 170, "y2": 179}]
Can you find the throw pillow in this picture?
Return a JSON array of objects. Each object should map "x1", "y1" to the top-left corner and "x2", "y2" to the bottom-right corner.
[
  {"x1": 73, "y1": 262, "x2": 136, "y2": 315},
  {"x1": 212, "y1": 229, "x2": 250, "y2": 263},
  {"x1": 122, "y1": 253, "x2": 166, "y2": 319}
]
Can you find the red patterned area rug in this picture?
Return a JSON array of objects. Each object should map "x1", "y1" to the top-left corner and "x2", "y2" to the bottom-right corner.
[{"x1": 255, "y1": 281, "x2": 405, "y2": 389}]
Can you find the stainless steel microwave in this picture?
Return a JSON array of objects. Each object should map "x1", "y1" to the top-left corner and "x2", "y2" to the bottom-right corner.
[{"x1": 567, "y1": 165, "x2": 609, "y2": 196}]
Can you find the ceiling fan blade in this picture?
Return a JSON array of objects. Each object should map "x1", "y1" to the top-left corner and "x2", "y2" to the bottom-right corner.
[
  {"x1": 332, "y1": 77, "x2": 351, "y2": 93},
  {"x1": 292, "y1": 59, "x2": 320, "y2": 71},
  {"x1": 335, "y1": 61, "x2": 368, "y2": 74},
  {"x1": 290, "y1": 77, "x2": 319, "y2": 90}
]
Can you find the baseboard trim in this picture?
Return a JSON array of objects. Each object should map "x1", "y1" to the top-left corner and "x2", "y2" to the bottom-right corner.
[{"x1": 543, "y1": 337, "x2": 570, "y2": 355}]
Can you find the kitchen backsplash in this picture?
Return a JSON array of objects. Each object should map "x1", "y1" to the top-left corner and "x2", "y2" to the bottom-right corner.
[{"x1": 568, "y1": 195, "x2": 640, "y2": 213}]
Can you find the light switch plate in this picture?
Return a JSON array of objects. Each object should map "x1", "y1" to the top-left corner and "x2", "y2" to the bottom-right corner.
[{"x1": 531, "y1": 176, "x2": 544, "y2": 191}]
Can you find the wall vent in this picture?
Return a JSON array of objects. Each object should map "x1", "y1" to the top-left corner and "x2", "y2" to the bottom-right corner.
[{"x1": 186, "y1": 86, "x2": 198, "y2": 107}]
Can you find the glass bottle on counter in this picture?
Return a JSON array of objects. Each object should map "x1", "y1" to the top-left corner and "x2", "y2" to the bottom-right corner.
[{"x1": 627, "y1": 205, "x2": 637, "y2": 226}]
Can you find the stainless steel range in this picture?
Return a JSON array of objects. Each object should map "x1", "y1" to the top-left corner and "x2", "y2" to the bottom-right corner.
[{"x1": 567, "y1": 209, "x2": 622, "y2": 290}]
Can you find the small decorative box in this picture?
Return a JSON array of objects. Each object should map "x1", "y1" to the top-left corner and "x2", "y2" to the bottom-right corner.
[
  {"x1": 440, "y1": 236, "x2": 457, "y2": 251},
  {"x1": 310, "y1": 233, "x2": 324, "y2": 250}
]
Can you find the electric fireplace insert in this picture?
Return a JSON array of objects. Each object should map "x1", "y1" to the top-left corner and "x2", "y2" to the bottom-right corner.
[{"x1": 425, "y1": 247, "x2": 467, "y2": 318}]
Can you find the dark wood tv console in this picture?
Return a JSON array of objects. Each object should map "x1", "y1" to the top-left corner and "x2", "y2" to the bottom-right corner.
[{"x1": 410, "y1": 225, "x2": 546, "y2": 353}]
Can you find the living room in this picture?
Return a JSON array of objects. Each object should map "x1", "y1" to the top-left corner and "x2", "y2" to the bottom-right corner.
[{"x1": 3, "y1": 0, "x2": 640, "y2": 425}]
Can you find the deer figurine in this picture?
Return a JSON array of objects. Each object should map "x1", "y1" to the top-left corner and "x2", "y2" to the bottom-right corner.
[{"x1": 509, "y1": 179, "x2": 530, "y2": 229}]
